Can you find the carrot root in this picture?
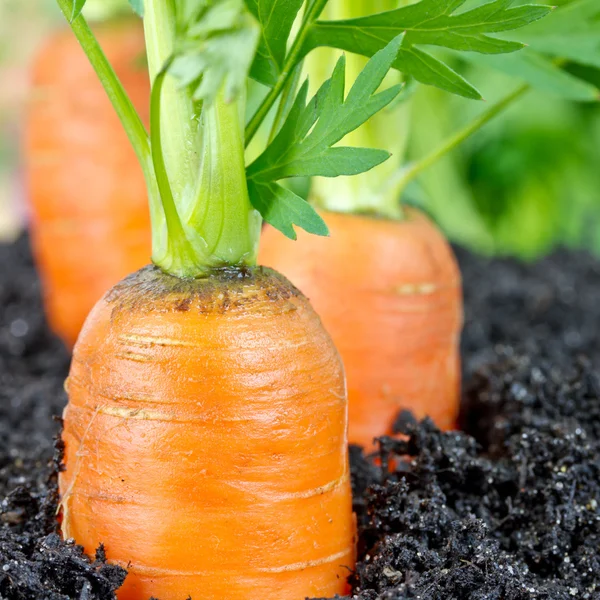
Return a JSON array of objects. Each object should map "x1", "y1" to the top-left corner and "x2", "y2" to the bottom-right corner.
[{"x1": 59, "y1": 266, "x2": 355, "y2": 600}]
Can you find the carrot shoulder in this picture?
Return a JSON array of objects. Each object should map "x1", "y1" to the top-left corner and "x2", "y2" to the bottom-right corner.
[
  {"x1": 60, "y1": 266, "x2": 354, "y2": 599},
  {"x1": 259, "y1": 207, "x2": 463, "y2": 447}
]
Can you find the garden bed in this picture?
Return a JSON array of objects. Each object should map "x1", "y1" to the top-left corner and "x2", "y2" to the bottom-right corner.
[{"x1": 1, "y1": 235, "x2": 600, "y2": 600}]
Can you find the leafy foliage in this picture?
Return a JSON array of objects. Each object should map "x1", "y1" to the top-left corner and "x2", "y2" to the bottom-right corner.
[
  {"x1": 502, "y1": 0, "x2": 600, "y2": 69},
  {"x1": 168, "y1": 0, "x2": 260, "y2": 103},
  {"x1": 466, "y1": 51, "x2": 600, "y2": 102},
  {"x1": 246, "y1": 0, "x2": 305, "y2": 86},
  {"x1": 247, "y1": 181, "x2": 329, "y2": 238},
  {"x1": 300, "y1": 0, "x2": 552, "y2": 99},
  {"x1": 247, "y1": 35, "x2": 403, "y2": 238}
]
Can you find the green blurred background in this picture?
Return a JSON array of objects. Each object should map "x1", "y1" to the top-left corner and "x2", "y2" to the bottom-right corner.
[
  {"x1": 1, "y1": 0, "x2": 599, "y2": 260},
  {"x1": 405, "y1": 64, "x2": 600, "y2": 259}
]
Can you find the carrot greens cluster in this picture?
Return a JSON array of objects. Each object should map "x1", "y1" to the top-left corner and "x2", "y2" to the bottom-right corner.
[{"x1": 56, "y1": 0, "x2": 553, "y2": 277}]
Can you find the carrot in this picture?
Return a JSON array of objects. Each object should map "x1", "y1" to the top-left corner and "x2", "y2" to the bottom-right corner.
[
  {"x1": 53, "y1": 0, "x2": 405, "y2": 597},
  {"x1": 259, "y1": 207, "x2": 463, "y2": 448},
  {"x1": 61, "y1": 266, "x2": 354, "y2": 600},
  {"x1": 24, "y1": 17, "x2": 151, "y2": 348}
]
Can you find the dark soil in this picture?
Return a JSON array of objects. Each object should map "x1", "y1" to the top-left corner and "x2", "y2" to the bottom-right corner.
[
  {"x1": 0, "y1": 236, "x2": 126, "y2": 599},
  {"x1": 2, "y1": 236, "x2": 600, "y2": 599}
]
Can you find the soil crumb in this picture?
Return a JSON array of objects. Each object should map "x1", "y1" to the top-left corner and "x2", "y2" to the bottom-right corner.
[{"x1": 2, "y1": 236, "x2": 600, "y2": 599}]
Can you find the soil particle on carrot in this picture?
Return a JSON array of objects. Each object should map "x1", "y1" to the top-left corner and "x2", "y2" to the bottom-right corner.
[
  {"x1": 105, "y1": 263, "x2": 300, "y2": 313},
  {"x1": 3, "y1": 235, "x2": 600, "y2": 599}
]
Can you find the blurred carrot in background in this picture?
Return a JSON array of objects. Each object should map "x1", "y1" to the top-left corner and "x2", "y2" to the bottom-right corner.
[
  {"x1": 260, "y1": 208, "x2": 462, "y2": 448},
  {"x1": 260, "y1": 0, "x2": 600, "y2": 448},
  {"x1": 24, "y1": 16, "x2": 150, "y2": 348}
]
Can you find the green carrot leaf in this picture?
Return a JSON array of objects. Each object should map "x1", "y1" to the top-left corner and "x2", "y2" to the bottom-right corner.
[
  {"x1": 128, "y1": 0, "x2": 144, "y2": 16},
  {"x1": 396, "y1": 46, "x2": 482, "y2": 100},
  {"x1": 248, "y1": 35, "x2": 402, "y2": 182},
  {"x1": 248, "y1": 181, "x2": 328, "y2": 239},
  {"x1": 301, "y1": 0, "x2": 552, "y2": 99},
  {"x1": 70, "y1": 0, "x2": 87, "y2": 21},
  {"x1": 168, "y1": 0, "x2": 260, "y2": 104},
  {"x1": 246, "y1": 0, "x2": 305, "y2": 87},
  {"x1": 246, "y1": 35, "x2": 403, "y2": 238}
]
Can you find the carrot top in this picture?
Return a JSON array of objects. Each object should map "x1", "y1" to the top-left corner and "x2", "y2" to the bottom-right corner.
[
  {"x1": 54, "y1": 0, "x2": 409, "y2": 278},
  {"x1": 55, "y1": 0, "x2": 554, "y2": 275}
]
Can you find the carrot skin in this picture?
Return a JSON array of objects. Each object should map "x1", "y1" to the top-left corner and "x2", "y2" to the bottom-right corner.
[
  {"x1": 60, "y1": 266, "x2": 355, "y2": 600},
  {"x1": 24, "y1": 18, "x2": 151, "y2": 348},
  {"x1": 259, "y1": 207, "x2": 463, "y2": 448}
]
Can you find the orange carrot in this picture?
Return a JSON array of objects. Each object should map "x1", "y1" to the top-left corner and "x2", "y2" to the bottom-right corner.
[
  {"x1": 24, "y1": 18, "x2": 151, "y2": 348},
  {"x1": 259, "y1": 207, "x2": 463, "y2": 448},
  {"x1": 60, "y1": 266, "x2": 355, "y2": 600}
]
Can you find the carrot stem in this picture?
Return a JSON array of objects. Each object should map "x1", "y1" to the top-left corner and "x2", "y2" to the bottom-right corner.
[
  {"x1": 388, "y1": 83, "x2": 530, "y2": 199},
  {"x1": 268, "y1": 62, "x2": 304, "y2": 144},
  {"x1": 143, "y1": 0, "x2": 200, "y2": 206},
  {"x1": 306, "y1": 0, "x2": 409, "y2": 219},
  {"x1": 143, "y1": 0, "x2": 259, "y2": 277},
  {"x1": 187, "y1": 89, "x2": 261, "y2": 270},
  {"x1": 149, "y1": 65, "x2": 197, "y2": 275},
  {"x1": 55, "y1": 0, "x2": 153, "y2": 181}
]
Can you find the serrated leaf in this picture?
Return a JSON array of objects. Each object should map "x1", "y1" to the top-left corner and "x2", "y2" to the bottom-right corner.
[
  {"x1": 466, "y1": 50, "x2": 600, "y2": 101},
  {"x1": 301, "y1": 0, "x2": 551, "y2": 99},
  {"x1": 246, "y1": 0, "x2": 305, "y2": 86},
  {"x1": 398, "y1": 46, "x2": 482, "y2": 99},
  {"x1": 128, "y1": 0, "x2": 144, "y2": 16},
  {"x1": 248, "y1": 181, "x2": 329, "y2": 239},
  {"x1": 248, "y1": 35, "x2": 403, "y2": 183},
  {"x1": 70, "y1": 0, "x2": 87, "y2": 21},
  {"x1": 247, "y1": 36, "x2": 403, "y2": 238},
  {"x1": 168, "y1": 0, "x2": 260, "y2": 104},
  {"x1": 500, "y1": 0, "x2": 600, "y2": 69}
]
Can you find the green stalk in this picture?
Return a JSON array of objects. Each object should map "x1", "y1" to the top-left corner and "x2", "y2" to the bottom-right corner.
[
  {"x1": 55, "y1": 0, "x2": 151, "y2": 178},
  {"x1": 143, "y1": 0, "x2": 200, "y2": 204},
  {"x1": 307, "y1": 0, "x2": 410, "y2": 218},
  {"x1": 59, "y1": 0, "x2": 260, "y2": 278},
  {"x1": 143, "y1": 0, "x2": 259, "y2": 277},
  {"x1": 388, "y1": 83, "x2": 530, "y2": 199},
  {"x1": 187, "y1": 91, "x2": 261, "y2": 270},
  {"x1": 268, "y1": 62, "x2": 304, "y2": 143},
  {"x1": 149, "y1": 66, "x2": 197, "y2": 275},
  {"x1": 55, "y1": 0, "x2": 165, "y2": 261}
]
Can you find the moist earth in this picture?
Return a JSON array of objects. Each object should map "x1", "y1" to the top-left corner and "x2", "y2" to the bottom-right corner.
[{"x1": 1, "y1": 236, "x2": 600, "y2": 599}]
